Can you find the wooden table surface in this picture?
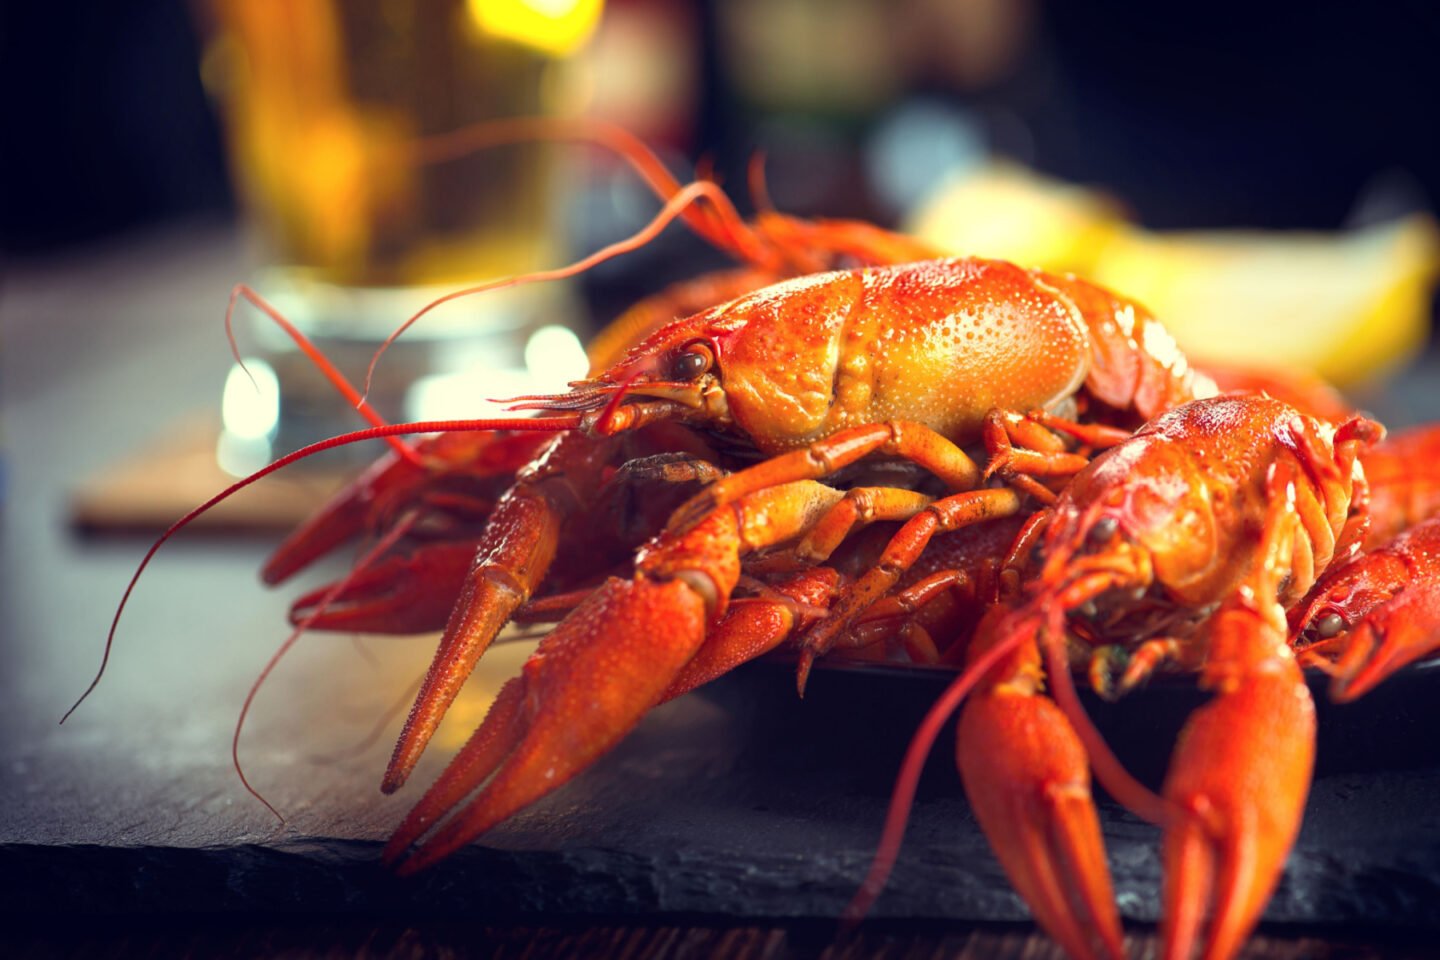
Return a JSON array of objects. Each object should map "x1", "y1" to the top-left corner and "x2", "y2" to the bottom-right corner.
[{"x1": 3, "y1": 222, "x2": 1439, "y2": 958}]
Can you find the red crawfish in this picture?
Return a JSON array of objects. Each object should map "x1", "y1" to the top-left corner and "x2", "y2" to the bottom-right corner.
[{"x1": 845, "y1": 394, "x2": 1380, "y2": 960}]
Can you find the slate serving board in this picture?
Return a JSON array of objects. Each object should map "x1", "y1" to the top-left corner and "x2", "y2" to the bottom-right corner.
[{"x1": 6, "y1": 657, "x2": 1439, "y2": 929}]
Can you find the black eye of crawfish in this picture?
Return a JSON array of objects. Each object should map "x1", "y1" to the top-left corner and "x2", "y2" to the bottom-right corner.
[
  {"x1": 1086, "y1": 515, "x2": 1120, "y2": 549},
  {"x1": 671, "y1": 342, "x2": 714, "y2": 381},
  {"x1": 1314, "y1": 612, "x2": 1347, "y2": 639}
]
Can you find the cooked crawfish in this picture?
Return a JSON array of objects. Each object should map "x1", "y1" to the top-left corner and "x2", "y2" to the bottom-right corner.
[{"x1": 881, "y1": 394, "x2": 1376, "y2": 960}]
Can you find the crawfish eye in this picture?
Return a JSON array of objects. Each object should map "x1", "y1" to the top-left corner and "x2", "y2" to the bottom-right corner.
[
  {"x1": 1087, "y1": 515, "x2": 1120, "y2": 548},
  {"x1": 1314, "y1": 612, "x2": 1347, "y2": 638},
  {"x1": 671, "y1": 342, "x2": 714, "y2": 381}
]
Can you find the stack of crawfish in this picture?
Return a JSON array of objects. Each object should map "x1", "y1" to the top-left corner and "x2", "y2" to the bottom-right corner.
[{"x1": 107, "y1": 124, "x2": 1440, "y2": 960}]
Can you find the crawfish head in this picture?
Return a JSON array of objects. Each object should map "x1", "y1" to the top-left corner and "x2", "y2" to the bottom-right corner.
[
  {"x1": 511, "y1": 259, "x2": 1102, "y2": 454},
  {"x1": 1024, "y1": 396, "x2": 1376, "y2": 641},
  {"x1": 511, "y1": 270, "x2": 865, "y2": 446},
  {"x1": 1291, "y1": 552, "x2": 1408, "y2": 645},
  {"x1": 1023, "y1": 433, "x2": 1220, "y2": 630}
]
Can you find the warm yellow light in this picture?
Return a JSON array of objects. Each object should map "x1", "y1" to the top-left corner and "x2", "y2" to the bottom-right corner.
[{"x1": 467, "y1": 0, "x2": 603, "y2": 56}]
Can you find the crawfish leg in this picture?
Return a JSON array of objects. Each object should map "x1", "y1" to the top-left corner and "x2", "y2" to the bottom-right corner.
[
  {"x1": 846, "y1": 567, "x2": 993, "y2": 664},
  {"x1": 1022, "y1": 410, "x2": 1136, "y2": 451},
  {"x1": 761, "y1": 486, "x2": 935, "y2": 572},
  {"x1": 957, "y1": 608, "x2": 1124, "y2": 960},
  {"x1": 1160, "y1": 463, "x2": 1316, "y2": 960},
  {"x1": 981, "y1": 409, "x2": 1092, "y2": 483},
  {"x1": 667, "y1": 421, "x2": 982, "y2": 534},
  {"x1": 798, "y1": 488, "x2": 1023, "y2": 682},
  {"x1": 856, "y1": 568, "x2": 978, "y2": 624},
  {"x1": 512, "y1": 585, "x2": 602, "y2": 624},
  {"x1": 287, "y1": 541, "x2": 479, "y2": 634},
  {"x1": 661, "y1": 567, "x2": 841, "y2": 701},
  {"x1": 1086, "y1": 637, "x2": 1190, "y2": 701}
]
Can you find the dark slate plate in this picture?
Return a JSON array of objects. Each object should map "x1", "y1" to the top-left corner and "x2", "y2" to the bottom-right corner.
[
  {"x1": 757, "y1": 654, "x2": 1440, "y2": 784},
  {"x1": 6, "y1": 657, "x2": 1437, "y2": 929}
]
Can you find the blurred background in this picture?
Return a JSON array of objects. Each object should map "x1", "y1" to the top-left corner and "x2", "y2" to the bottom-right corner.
[
  {"x1": 8, "y1": 1, "x2": 1440, "y2": 244},
  {"x1": 4, "y1": 0, "x2": 1440, "y2": 509},
  {"x1": 7, "y1": 1, "x2": 1440, "y2": 313}
]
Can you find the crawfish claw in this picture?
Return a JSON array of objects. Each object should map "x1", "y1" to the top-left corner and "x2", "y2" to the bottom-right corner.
[
  {"x1": 1293, "y1": 514, "x2": 1440, "y2": 703},
  {"x1": 1159, "y1": 657, "x2": 1315, "y2": 960},
  {"x1": 1324, "y1": 601, "x2": 1440, "y2": 703},
  {"x1": 957, "y1": 654, "x2": 1124, "y2": 960},
  {"x1": 956, "y1": 607, "x2": 1123, "y2": 960},
  {"x1": 385, "y1": 576, "x2": 708, "y2": 874}
]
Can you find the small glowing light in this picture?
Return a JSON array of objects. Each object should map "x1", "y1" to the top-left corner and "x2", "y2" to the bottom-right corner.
[
  {"x1": 221, "y1": 359, "x2": 280, "y2": 440},
  {"x1": 467, "y1": 0, "x2": 603, "y2": 57},
  {"x1": 406, "y1": 367, "x2": 539, "y2": 422},
  {"x1": 405, "y1": 326, "x2": 586, "y2": 424},
  {"x1": 524, "y1": 324, "x2": 589, "y2": 393}
]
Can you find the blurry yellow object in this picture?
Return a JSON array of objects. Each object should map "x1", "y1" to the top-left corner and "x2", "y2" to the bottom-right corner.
[
  {"x1": 210, "y1": 0, "x2": 570, "y2": 288},
  {"x1": 913, "y1": 164, "x2": 1440, "y2": 386},
  {"x1": 1091, "y1": 217, "x2": 1440, "y2": 386},
  {"x1": 467, "y1": 0, "x2": 604, "y2": 57},
  {"x1": 908, "y1": 162, "x2": 1124, "y2": 275}
]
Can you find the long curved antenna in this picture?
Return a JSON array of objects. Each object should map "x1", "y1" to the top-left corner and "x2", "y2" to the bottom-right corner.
[
  {"x1": 747, "y1": 151, "x2": 776, "y2": 216},
  {"x1": 412, "y1": 116, "x2": 774, "y2": 267},
  {"x1": 1039, "y1": 615, "x2": 1176, "y2": 827},
  {"x1": 233, "y1": 512, "x2": 418, "y2": 821},
  {"x1": 224, "y1": 283, "x2": 421, "y2": 464},
  {"x1": 362, "y1": 180, "x2": 756, "y2": 399},
  {"x1": 62, "y1": 415, "x2": 580, "y2": 725}
]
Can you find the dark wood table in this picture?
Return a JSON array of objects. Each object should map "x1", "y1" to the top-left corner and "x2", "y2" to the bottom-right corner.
[{"x1": 3, "y1": 223, "x2": 1438, "y2": 958}]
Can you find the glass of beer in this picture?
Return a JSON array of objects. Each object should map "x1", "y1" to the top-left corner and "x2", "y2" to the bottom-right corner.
[{"x1": 202, "y1": 0, "x2": 601, "y2": 470}]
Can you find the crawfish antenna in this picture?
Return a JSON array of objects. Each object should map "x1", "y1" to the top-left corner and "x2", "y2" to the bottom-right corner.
[
  {"x1": 594, "y1": 371, "x2": 644, "y2": 435},
  {"x1": 414, "y1": 116, "x2": 764, "y2": 260},
  {"x1": 224, "y1": 284, "x2": 420, "y2": 465},
  {"x1": 61, "y1": 416, "x2": 580, "y2": 725},
  {"x1": 361, "y1": 180, "x2": 760, "y2": 400},
  {"x1": 232, "y1": 513, "x2": 418, "y2": 822},
  {"x1": 1036, "y1": 606, "x2": 1176, "y2": 827},
  {"x1": 747, "y1": 150, "x2": 776, "y2": 215}
]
